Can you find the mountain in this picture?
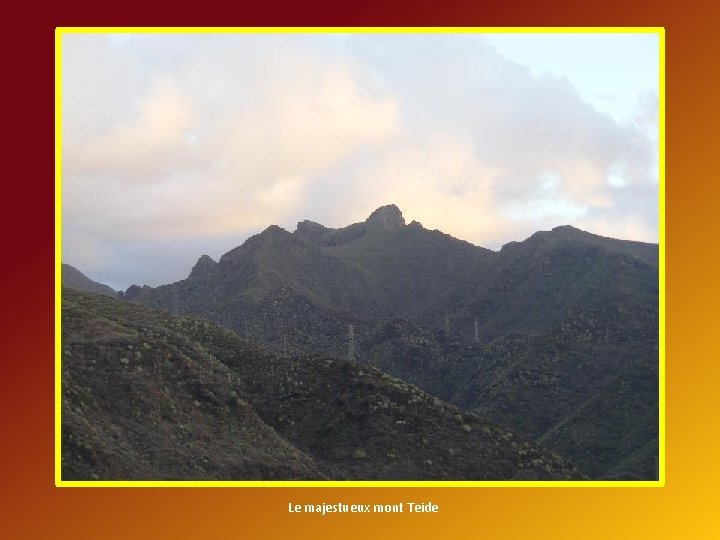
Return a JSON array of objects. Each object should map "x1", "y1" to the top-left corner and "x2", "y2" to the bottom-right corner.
[
  {"x1": 312, "y1": 205, "x2": 493, "y2": 319},
  {"x1": 444, "y1": 224, "x2": 658, "y2": 339},
  {"x1": 62, "y1": 263, "x2": 118, "y2": 297},
  {"x1": 357, "y1": 314, "x2": 658, "y2": 479},
  {"x1": 62, "y1": 288, "x2": 580, "y2": 480},
  {"x1": 120, "y1": 205, "x2": 659, "y2": 479}
]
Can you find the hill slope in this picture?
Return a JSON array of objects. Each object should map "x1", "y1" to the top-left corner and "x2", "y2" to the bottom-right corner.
[
  {"x1": 62, "y1": 288, "x2": 580, "y2": 480},
  {"x1": 62, "y1": 263, "x2": 118, "y2": 297}
]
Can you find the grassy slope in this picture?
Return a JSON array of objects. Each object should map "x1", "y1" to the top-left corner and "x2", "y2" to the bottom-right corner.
[
  {"x1": 62, "y1": 291, "x2": 322, "y2": 480},
  {"x1": 62, "y1": 288, "x2": 581, "y2": 481}
]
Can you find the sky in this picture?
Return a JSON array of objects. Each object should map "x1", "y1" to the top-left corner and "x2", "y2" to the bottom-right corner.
[{"x1": 61, "y1": 31, "x2": 660, "y2": 290}]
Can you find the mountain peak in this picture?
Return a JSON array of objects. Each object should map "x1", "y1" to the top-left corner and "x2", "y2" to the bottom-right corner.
[
  {"x1": 255, "y1": 224, "x2": 296, "y2": 242},
  {"x1": 261, "y1": 224, "x2": 288, "y2": 235},
  {"x1": 365, "y1": 204, "x2": 405, "y2": 229},
  {"x1": 551, "y1": 225, "x2": 582, "y2": 233},
  {"x1": 188, "y1": 254, "x2": 217, "y2": 279}
]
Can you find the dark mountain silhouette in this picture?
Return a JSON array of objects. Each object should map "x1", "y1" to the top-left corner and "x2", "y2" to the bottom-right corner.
[
  {"x1": 62, "y1": 263, "x2": 118, "y2": 297},
  {"x1": 62, "y1": 288, "x2": 580, "y2": 480},
  {"x1": 115, "y1": 205, "x2": 658, "y2": 479}
]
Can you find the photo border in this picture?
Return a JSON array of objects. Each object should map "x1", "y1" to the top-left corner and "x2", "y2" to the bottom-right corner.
[{"x1": 55, "y1": 25, "x2": 665, "y2": 489}]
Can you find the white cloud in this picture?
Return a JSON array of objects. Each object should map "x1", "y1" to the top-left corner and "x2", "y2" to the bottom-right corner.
[
  {"x1": 65, "y1": 75, "x2": 195, "y2": 174},
  {"x1": 61, "y1": 33, "x2": 658, "y2": 287},
  {"x1": 63, "y1": 34, "x2": 399, "y2": 247},
  {"x1": 301, "y1": 34, "x2": 657, "y2": 249}
]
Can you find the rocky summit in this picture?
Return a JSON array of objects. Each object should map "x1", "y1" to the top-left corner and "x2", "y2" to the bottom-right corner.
[
  {"x1": 64, "y1": 204, "x2": 659, "y2": 480},
  {"x1": 365, "y1": 204, "x2": 406, "y2": 230}
]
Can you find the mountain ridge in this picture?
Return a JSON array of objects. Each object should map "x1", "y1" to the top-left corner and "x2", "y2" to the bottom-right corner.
[{"x1": 84, "y1": 204, "x2": 658, "y2": 479}]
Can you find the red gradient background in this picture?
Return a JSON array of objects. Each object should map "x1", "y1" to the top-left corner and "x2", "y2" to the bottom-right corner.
[{"x1": 4, "y1": 0, "x2": 719, "y2": 538}]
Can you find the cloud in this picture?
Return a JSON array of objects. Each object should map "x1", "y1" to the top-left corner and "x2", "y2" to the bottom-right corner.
[
  {"x1": 61, "y1": 33, "x2": 658, "y2": 287},
  {"x1": 62, "y1": 34, "x2": 399, "y2": 247},
  {"x1": 298, "y1": 35, "x2": 657, "y2": 248},
  {"x1": 65, "y1": 75, "x2": 195, "y2": 174}
]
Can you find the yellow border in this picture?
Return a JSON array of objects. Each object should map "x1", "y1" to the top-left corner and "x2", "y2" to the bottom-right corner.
[
  {"x1": 55, "y1": 26, "x2": 666, "y2": 489},
  {"x1": 55, "y1": 28, "x2": 64, "y2": 489},
  {"x1": 658, "y1": 28, "x2": 666, "y2": 488},
  {"x1": 57, "y1": 26, "x2": 663, "y2": 33},
  {"x1": 60, "y1": 480, "x2": 661, "y2": 488}
]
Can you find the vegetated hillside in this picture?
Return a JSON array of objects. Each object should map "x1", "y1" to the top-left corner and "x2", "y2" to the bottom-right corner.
[
  {"x1": 62, "y1": 263, "x2": 118, "y2": 297},
  {"x1": 118, "y1": 204, "x2": 658, "y2": 479},
  {"x1": 62, "y1": 288, "x2": 321, "y2": 481},
  {"x1": 354, "y1": 312, "x2": 658, "y2": 479},
  {"x1": 440, "y1": 225, "x2": 658, "y2": 340},
  {"x1": 122, "y1": 225, "x2": 378, "y2": 360},
  {"x1": 62, "y1": 288, "x2": 580, "y2": 481}
]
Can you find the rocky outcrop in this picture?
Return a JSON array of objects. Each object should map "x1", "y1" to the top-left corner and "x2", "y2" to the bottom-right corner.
[{"x1": 365, "y1": 204, "x2": 406, "y2": 230}]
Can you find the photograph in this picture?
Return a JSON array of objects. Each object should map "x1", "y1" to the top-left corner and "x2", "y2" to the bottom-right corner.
[{"x1": 58, "y1": 29, "x2": 661, "y2": 483}]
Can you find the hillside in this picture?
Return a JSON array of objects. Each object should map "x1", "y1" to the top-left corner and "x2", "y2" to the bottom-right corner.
[
  {"x1": 346, "y1": 308, "x2": 658, "y2": 479},
  {"x1": 442, "y1": 225, "x2": 658, "y2": 339},
  {"x1": 61, "y1": 263, "x2": 118, "y2": 297},
  {"x1": 62, "y1": 288, "x2": 580, "y2": 480}
]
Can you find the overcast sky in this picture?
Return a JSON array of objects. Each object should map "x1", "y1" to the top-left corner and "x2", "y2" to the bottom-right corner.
[{"x1": 61, "y1": 31, "x2": 660, "y2": 290}]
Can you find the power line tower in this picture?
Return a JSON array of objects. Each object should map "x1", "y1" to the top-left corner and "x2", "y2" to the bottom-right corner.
[
  {"x1": 444, "y1": 313, "x2": 450, "y2": 334},
  {"x1": 474, "y1": 317, "x2": 479, "y2": 344},
  {"x1": 348, "y1": 324, "x2": 355, "y2": 361}
]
